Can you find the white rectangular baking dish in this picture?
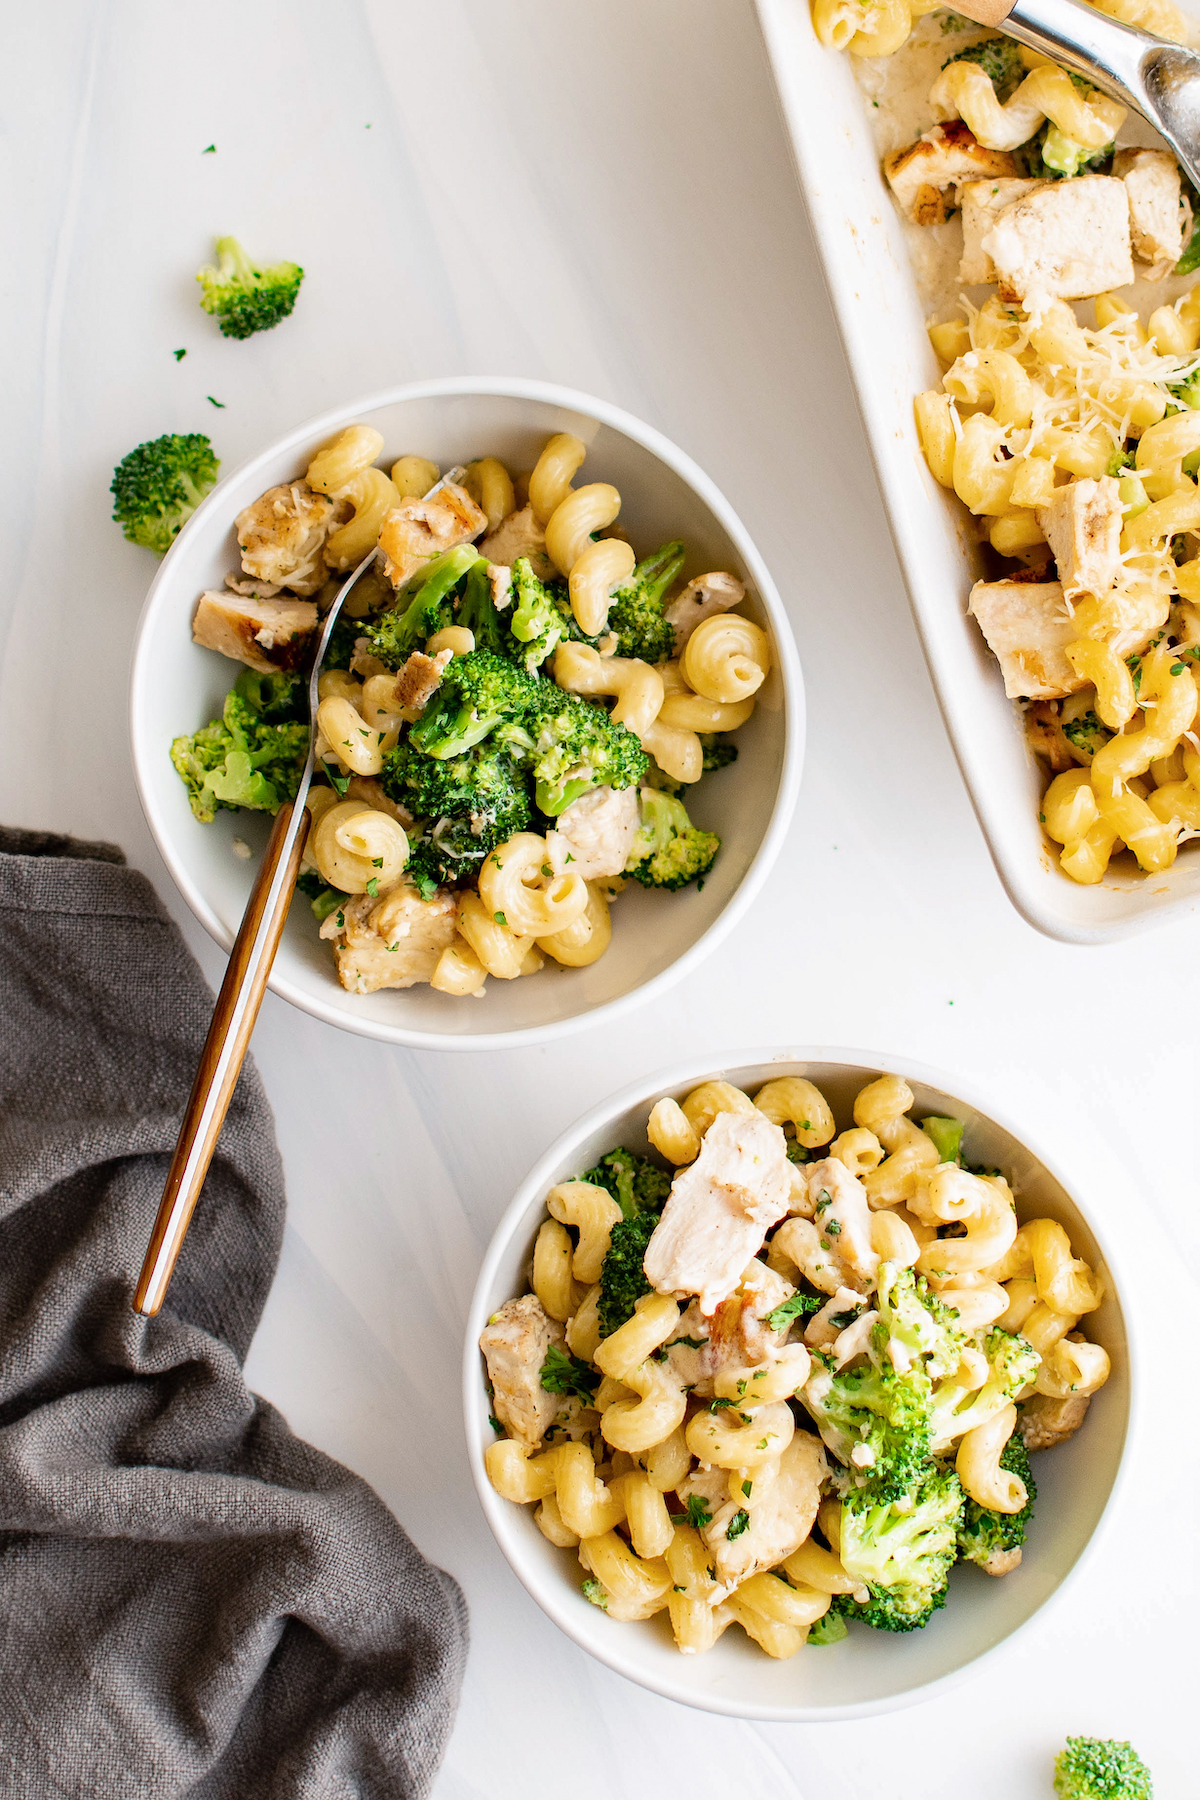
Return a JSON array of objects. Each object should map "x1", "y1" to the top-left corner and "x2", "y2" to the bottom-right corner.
[{"x1": 756, "y1": 0, "x2": 1200, "y2": 942}]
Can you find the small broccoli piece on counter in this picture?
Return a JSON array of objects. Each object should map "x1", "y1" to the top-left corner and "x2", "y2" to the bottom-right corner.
[
  {"x1": 507, "y1": 556, "x2": 568, "y2": 672},
  {"x1": 1054, "y1": 1738, "x2": 1153, "y2": 1800},
  {"x1": 171, "y1": 667, "x2": 308, "y2": 822},
  {"x1": 624, "y1": 789, "x2": 720, "y2": 891},
  {"x1": 594, "y1": 1145, "x2": 671, "y2": 1337},
  {"x1": 920, "y1": 1114, "x2": 963, "y2": 1165},
  {"x1": 835, "y1": 1465, "x2": 965, "y2": 1632},
  {"x1": 367, "y1": 547, "x2": 482, "y2": 667},
  {"x1": 581, "y1": 1146, "x2": 672, "y2": 1220},
  {"x1": 942, "y1": 36, "x2": 1026, "y2": 100},
  {"x1": 111, "y1": 433, "x2": 220, "y2": 553},
  {"x1": 699, "y1": 733, "x2": 738, "y2": 773},
  {"x1": 382, "y1": 734, "x2": 531, "y2": 884},
  {"x1": 605, "y1": 540, "x2": 684, "y2": 663},
  {"x1": 957, "y1": 1430, "x2": 1036, "y2": 1573},
  {"x1": 196, "y1": 235, "x2": 304, "y2": 339}
]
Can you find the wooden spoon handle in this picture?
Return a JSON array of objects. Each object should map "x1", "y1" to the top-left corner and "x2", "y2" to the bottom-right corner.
[{"x1": 133, "y1": 800, "x2": 311, "y2": 1317}]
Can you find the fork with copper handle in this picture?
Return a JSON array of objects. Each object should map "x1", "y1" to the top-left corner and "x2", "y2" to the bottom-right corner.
[{"x1": 133, "y1": 467, "x2": 468, "y2": 1317}]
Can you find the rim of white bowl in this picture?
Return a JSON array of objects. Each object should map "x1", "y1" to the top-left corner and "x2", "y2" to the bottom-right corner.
[
  {"x1": 463, "y1": 1045, "x2": 1137, "y2": 1720},
  {"x1": 129, "y1": 377, "x2": 804, "y2": 1051}
]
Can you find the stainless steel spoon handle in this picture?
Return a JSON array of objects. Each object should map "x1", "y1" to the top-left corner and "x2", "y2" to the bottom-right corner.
[{"x1": 957, "y1": 0, "x2": 1200, "y2": 191}]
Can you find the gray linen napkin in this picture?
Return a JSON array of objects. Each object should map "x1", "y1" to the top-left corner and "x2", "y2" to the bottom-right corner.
[{"x1": 0, "y1": 828, "x2": 467, "y2": 1799}]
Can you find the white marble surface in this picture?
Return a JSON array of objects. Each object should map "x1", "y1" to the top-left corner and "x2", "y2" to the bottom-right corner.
[{"x1": 3, "y1": 2, "x2": 1196, "y2": 1793}]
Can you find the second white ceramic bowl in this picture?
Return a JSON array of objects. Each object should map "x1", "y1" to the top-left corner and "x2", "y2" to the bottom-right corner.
[
  {"x1": 129, "y1": 379, "x2": 802, "y2": 1049},
  {"x1": 465, "y1": 1049, "x2": 1132, "y2": 1719}
]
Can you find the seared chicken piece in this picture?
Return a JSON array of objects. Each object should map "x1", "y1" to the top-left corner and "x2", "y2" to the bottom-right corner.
[
  {"x1": 1018, "y1": 1391, "x2": 1091, "y2": 1452},
  {"x1": 804, "y1": 1159, "x2": 879, "y2": 1291},
  {"x1": 1115, "y1": 146, "x2": 1187, "y2": 274},
  {"x1": 479, "y1": 1293, "x2": 566, "y2": 1451},
  {"x1": 377, "y1": 481, "x2": 486, "y2": 589},
  {"x1": 191, "y1": 589, "x2": 318, "y2": 674},
  {"x1": 1036, "y1": 476, "x2": 1123, "y2": 600},
  {"x1": 968, "y1": 577, "x2": 1085, "y2": 700},
  {"x1": 1025, "y1": 702, "x2": 1077, "y2": 773},
  {"x1": 959, "y1": 177, "x2": 1046, "y2": 284},
  {"x1": 395, "y1": 648, "x2": 453, "y2": 713},
  {"x1": 885, "y1": 121, "x2": 1018, "y2": 226},
  {"x1": 662, "y1": 1264, "x2": 795, "y2": 1393},
  {"x1": 479, "y1": 504, "x2": 556, "y2": 582},
  {"x1": 546, "y1": 784, "x2": 640, "y2": 881},
  {"x1": 319, "y1": 881, "x2": 457, "y2": 993},
  {"x1": 704, "y1": 1432, "x2": 827, "y2": 1589},
  {"x1": 643, "y1": 1111, "x2": 793, "y2": 1314},
  {"x1": 664, "y1": 572, "x2": 745, "y2": 651},
  {"x1": 982, "y1": 175, "x2": 1133, "y2": 304},
  {"x1": 234, "y1": 480, "x2": 335, "y2": 596}
]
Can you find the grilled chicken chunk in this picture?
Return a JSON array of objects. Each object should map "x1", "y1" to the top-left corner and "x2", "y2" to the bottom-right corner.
[
  {"x1": 982, "y1": 175, "x2": 1134, "y2": 304},
  {"x1": 479, "y1": 1293, "x2": 565, "y2": 1450},
  {"x1": 703, "y1": 1431, "x2": 828, "y2": 1589},
  {"x1": 191, "y1": 590, "x2": 318, "y2": 673},
  {"x1": 234, "y1": 480, "x2": 334, "y2": 596},
  {"x1": 664, "y1": 572, "x2": 745, "y2": 651},
  {"x1": 546, "y1": 784, "x2": 640, "y2": 881},
  {"x1": 378, "y1": 482, "x2": 486, "y2": 589},
  {"x1": 1036, "y1": 476, "x2": 1123, "y2": 600},
  {"x1": 319, "y1": 881, "x2": 457, "y2": 993},
  {"x1": 1116, "y1": 146, "x2": 1187, "y2": 274},
  {"x1": 886, "y1": 121, "x2": 1018, "y2": 227},
  {"x1": 479, "y1": 504, "x2": 556, "y2": 582}
]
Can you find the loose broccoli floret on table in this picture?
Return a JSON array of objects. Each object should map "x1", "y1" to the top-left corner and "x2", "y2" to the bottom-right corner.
[
  {"x1": 1054, "y1": 1737, "x2": 1154, "y2": 1799},
  {"x1": 367, "y1": 547, "x2": 482, "y2": 667},
  {"x1": 624, "y1": 789, "x2": 719, "y2": 890},
  {"x1": 111, "y1": 433, "x2": 219, "y2": 553},
  {"x1": 196, "y1": 235, "x2": 304, "y2": 339},
  {"x1": 171, "y1": 667, "x2": 308, "y2": 822},
  {"x1": 605, "y1": 540, "x2": 684, "y2": 663},
  {"x1": 957, "y1": 1430, "x2": 1036, "y2": 1571},
  {"x1": 592, "y1": 1146, "x2": 671, "y2": 1337},
  {"x1": 835, "y1": 1465, "x2": 964, "y2": 1632}
]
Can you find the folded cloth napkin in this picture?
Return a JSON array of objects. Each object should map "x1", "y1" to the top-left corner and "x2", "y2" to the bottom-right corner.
[{"x1": 0, "y1": 828, "x2": 467, "y2": 1799}]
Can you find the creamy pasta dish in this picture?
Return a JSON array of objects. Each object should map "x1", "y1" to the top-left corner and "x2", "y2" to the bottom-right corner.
[
  {"x1": 480, "y1": 1071, "x2": 1109, "y2": 1656},
  {"x1": 172, "y1": 427, "x2": 766, "y2": 996},
  {"x1": 814, "y1": 0, "x2": 1200, "y2": 885}
]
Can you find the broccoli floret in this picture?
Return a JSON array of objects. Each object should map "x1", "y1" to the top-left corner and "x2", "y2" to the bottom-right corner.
[
  {"x1": 196, "y1": 235, "x2": 304, "y2": 339},
  {"x1": 1054, "y1": 1738, "x2": 1153, "y2": 1799},
  {"x1": 528, "y1": 682, "x2": 650, "y2": 815},
  {"x1": 382, "y1": 734, "x2": 530, "y2": 884},
  {"x1": 507, "y1": 557, "x2": 568, "y2": 672},
  {"x1": 111, "y1": 433, "x2": 219, "y2": 553},
  {"x1": 943, "y1": 36, "x2": 1026, "y2": 100},
  {"x1": 1019, "y1": 120, "x2": 1113, "y2": 179},
  {"x1": 624, "y1": 789, "x2": 720, "y2": 891},
  {"x1": 408, "y1": 649, "x2": 541, "y2": 759},
  {"x1": 929, "y1": 1326, "x2": 1041, "y2": 1451},
  {"x1": 1178, "y1": 174, "x2": 1200, "y2": 274},
  {"x1": 836, "y1": 1465, "x2": 964, "y2": 1632},
  {"x1": 802, "y1": 1352, "x2": 934, "y2": 1501},
  {"x1": 171, "y1": 667, "x2": 308, "y2": 822},
  {"x1": 367, "y1": 547, "x2": 482, "y2": 668},
  {"x1": 920, "y1": 1114, "x2": 963, "y2": 1165},
  {"x1": 581, "y1": 1146, "x2": 671, "y2": 1220},
  {"x1": 597, "y1": 1210, "x2": 658, "y2": 1338},
  {"x1": 957, "y1": 1429, "x2": 1036, "y2": 1569},
  {"x1": 875, "y1": 1261, "x2": 967, "y2": 1383},
  {"x1": 593, "y1": 1145, "x2": 671, "y2": 1336},
  {"x1": 454, "y1": 557, "x2": 509, "y2": 658},
  {"x1": 295, "y1": 867, "x2": 348, "y2": 922},
  {"x1": 699, "y1": 733, "x2": 738, "y2": 773},
  {"x1": 321, "y1": 612, "x2": 365, "y2": 673},
  {"x1": 605, "y1": 541, "x2": 684, "y2": 663},
  {"x1": 807, "y1": 1608, "x2": 849, "y2": 1646}
]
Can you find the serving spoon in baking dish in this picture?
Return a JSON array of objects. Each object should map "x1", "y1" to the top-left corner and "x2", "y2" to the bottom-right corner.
[
  {"x1": 957, "y1": 0, "x2": 1200, "y2": 190},
  {"x1": 133, "y1": 466, "x2": 470, "y2": 1318}
]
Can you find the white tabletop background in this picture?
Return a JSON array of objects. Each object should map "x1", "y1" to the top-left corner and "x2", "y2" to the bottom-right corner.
[{"x1": 3, "y1": 1, "x2": 1196, "y2": 1793}]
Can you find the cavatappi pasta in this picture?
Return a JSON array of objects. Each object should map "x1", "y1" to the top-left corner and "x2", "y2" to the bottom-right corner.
[
  {"x1": 480, "y1": 1072, "x2": 1110, "y2": 1656},
  {"x1": 173, "y1": 427, "x2": 770, "y2": 996},
  {"x1": 814, "y1": 2, "x2": 1200, "y2": 883}
]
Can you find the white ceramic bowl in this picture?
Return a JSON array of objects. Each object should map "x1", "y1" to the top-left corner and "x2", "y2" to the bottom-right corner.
[
  {"x1": 129, "y1": 380, "x2": 801, "y2": 1050},
  {"x1": 756, "y1": 0, "x2": 1200, "y2": 943},
  {"x1": 465, "y1": 1049, "x2": 1132, "y2": 1720}
]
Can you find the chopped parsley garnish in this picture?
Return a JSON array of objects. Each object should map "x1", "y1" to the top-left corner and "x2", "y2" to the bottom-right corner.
[
  {"x1": 726, "y1": 1509, "x2": 751, "y2": 1541},
  {"x1": 670, "y1": 1494, "x2": 713, "y2": 1530},
  {"x1": 488, "y1": 1414, "x2": 504, "y2": 1434},
  {"x1": 765, "y1": 1291, "x2": 822, "y2": 1332}
]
